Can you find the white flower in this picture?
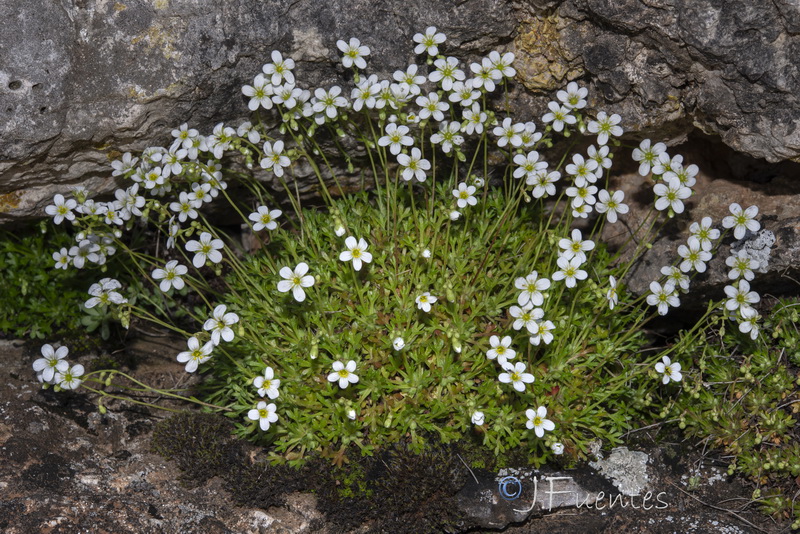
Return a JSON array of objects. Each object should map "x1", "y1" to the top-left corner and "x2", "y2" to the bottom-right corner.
[
  {"x1": 596, "y1": 189, "x2": 629, "y2": 223},
  {"x1": 242, "y1": 73, "x2": 274, "y2": 111},
  {"x1": 116, "y1": 184, "x2": 146, "y2": 218},
  {"x1": 493, "y1": 117, "x2": 524, "y2": 148},
  {"x1": 529, "y1": 320, "x2": 555, "y2": 345},
  {"x1": 664, "y1": 161, "x2": 699, "y2": 188},
  {"x1": 339, "y1": 236, "x2": 373, "y2": 271},
  {"x1": 452, "y1": 182, "x2": 477, "y2": 209},
  {"x1": 489, "y1": 51, "x2": 516, "y2": 78},
  {"x1": 552, "y1": 256, "x2": 588, "y2": 288},
  {"x1": 587, "y1": 145, "x2": 612, "y2": 178},
  {"x1": 652, "y1": 152, "x2": 681, "y2": 176},
  {"x1": 551, "y1": 442, "x2": 565, "y2": 455},
  {"x1": 277, "y1": 262, "x2": 315, "y2": 302},
  {"x1": 55, "y1": 364, "x2": 84, "y2": 390},
  {"x1": 416, "y1": 92, "x2": 449, "y2": 122},
  {"x1": 499, "y1": 361, "x2": 535, "y2": 392},
  {"x1": 260, "y1": 140, "x2": 291, "y2": 177},
  {"x1": 689, "y1": 217, "x2": 720, "y2": 251},
  {"x1": 111, "y1": 152, "x2": 139, "y2": 177},
  {"x1": 394, "y1": 64, "x2": 426, "y2": 96},
  {"x1": 487, "y1": 335, "x2": 515, "y2": 365},
  {"x1": 272, "y1": 83, "x2": 304, "y2": 110},
  {"x1": 724, "y1": 280, "x2": 760, "y2": 314},
  {"x1": 514, "y1": 271, "x2": 550, "y2": 307},
  {"x1": 237, "y1": 120, "x2": 262, "y2": 144},
  {"x1": 393, "y1": 337, "x2": 405, "y2": 351},
  {"x1": 169, "y1": 192, "x2": 199, "y2": 223},
  {"x1": 334, "y1": 225, "x2": 346, "y2": 237},
  {"x1": 606, "y1": 275, "x2": 618, "y2": 310},
  {"x1": 248, "y1": 206, "x2": 282, "y2": 231},
  {"x1": 351, "y1": 75, "x2": 381, "y2": 111},
  {"x1": 661, "y1": 265, "x2": 690, "y2": 292},
  {"x1": 152, "y1": 260, "x2": 188, "y2": 292},
  {"x1": 526, "y1": 406, "x2": 555, "y2": 437},
  {"x1": 573, "y1": 205, "x2": 591, "y2": 219},
  {"x1": 471, "y1": 411, "x2": 485, "y2": 426},
  {"x1": 541, "y1": 101, "x2": 576, "y2": 132},
  {"x1": 312, "y1": 86, "x2": 348, "y2": 119},
  {"x1": 512, "y1": 150, "x2": 545, "y2": 182},
  {"x1": 677, "y1": 236, "x2": 712, "y2": 273},
  {"x1": 566, "y1": 183, "x2": 598, "y2": 208},
  {"x1": 85, "y1": 278, "x2": 127, "y2": 308},
  {"x1": 519, "y1": 121, "x2": 542, "y2": 148},
  {"x1": 187, "y1": 183, "x2": 212, "y2": 207},
  {"x1": 421, "y1": 248, "x2": 431, "y2": 258},
  {"x1": 738, "y1": 306, "x2": 761, "y2": 340},
  {"x1": 203, "y1": 304, "x2": 240, "y2": 345},
  {"x1": 347, "y1": 409, "x2": 357, "y2": 420},
  {"x1": 248, "y1": 401, "x2": 278, "y2": 431},
  {"x1": 176, "y1": 336, "x2": 214, "y2": 373},
  {"x1": 558, "y1": 229, "x2": 595, "y2": 264},
  {"x1": 655, "y1": 356, "x2": 682, "y2": 384},
  {"x1": 653, "y1": 176, "x2": 691, "y2": 214},
  {"x1": 45, "y1": 194, "x2": 77, "y2": 225},
  {"x1": 337, "y1": 37, "x2": 370, "y2": 69},
  {"x1": 429, "y1": 56, "x2": 464, "y2": 91},
  {"x1": 185, "y1": 232, "x2": 224, "y2": 268},
  {"x1": 529, "y1": 169, "x2": 560, "y2": 198},
  {"x1": 632, "y1": 139, "x2": 667, "y2": 176},
  {"x1": 587, "y1": 111, "x2": 623, "y2": 145},
  {"x1": 262, "y1": 50, "x2": 295, "y2": 86},
  {"x1": 33, "y1": 344, "x2": 69, "y2": 383},
  {"x1": 509, "y1": 304, "x2": 544, "y2": 333},
  {"x1": 722, "y1": 203, "x2": 760, "y2": 240},
  {"x1": 448, "y1": 79, "x2": 480, "y2": 107},
  {"x1": 397, "y1": 148, "x2": 431, "y2": 182},
  {"x1": 166, "y1": 218, "x2": 180, "y2": 250},
  {"x1": 462, "y1": 103, "x2": 488, "y2": 135},
  {"x1": 565, "y1": 153, "x2": 599, "y2": 185},
  {"x1": 646, "y1": 281, "x2": 679, "y2": 316},
  {"x1": 328, "y1": 360, "x2": 359, "y2": 389},
  {"x1": 413, "y1": 26, "x2": 446, "y2": 56},
  {"x1": 416, "y1": 292, "x2": 438, "y2": 312},
  {"x1": 449, "y1": 210, "x2": 461, "y2": 221},
  {"x1": 726, "y1": 250, "x2": 759, "y2": 281},
  {"x1": 253, "y1": 367, "x2": 280, "y2": 399},
  {"x1": 470, "y1": 57, "x2": 502, "y2": 92},
  {"x1": 53, "y1": 248, "x2": 71, "y2": 270},
  {"x1": 378, "y1": 123, "x2": 413, "y2": 155},
  {"x1": 556, "y1": 81, "x2": 587, "y2": 110},
  {"x1": 430, "y1": 121, "x2": 464, "y2": 153}
]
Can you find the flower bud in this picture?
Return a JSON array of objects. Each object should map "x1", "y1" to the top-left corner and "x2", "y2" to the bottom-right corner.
[{"x1": 471, "y1": 411, "x2": 485, "y2": 425}]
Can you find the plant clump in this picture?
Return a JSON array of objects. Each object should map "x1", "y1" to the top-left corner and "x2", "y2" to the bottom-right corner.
[{"x1": 33, "y1": 27, "x2": 774, "y2": 475}]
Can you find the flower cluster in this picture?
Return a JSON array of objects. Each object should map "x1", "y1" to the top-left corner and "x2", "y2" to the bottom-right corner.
[
  {"x1": 32, "y1": 344, "x2": 84, "y2": 390},
  {"x1": 34, "y1": 27, "x2": 772, "y2": 464}
]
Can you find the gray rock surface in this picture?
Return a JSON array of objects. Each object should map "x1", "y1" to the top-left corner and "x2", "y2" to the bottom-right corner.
[
  {"x1": 516, "y1": 0, "x2": 800, "y2": 162},
  {"x1": 3, "y1": 0, "x2": 800, "y2": 223}
]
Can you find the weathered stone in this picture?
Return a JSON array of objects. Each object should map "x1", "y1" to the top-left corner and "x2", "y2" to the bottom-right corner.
[
  {"x1": 589, "y1": 447, "x2": 651, "y2": 497},
  {"x1": 455, "y1": 466, "x2": 609, "y2": 528}
]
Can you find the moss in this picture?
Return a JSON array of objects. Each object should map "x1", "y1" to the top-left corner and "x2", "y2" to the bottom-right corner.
[
  {"x1": 151, "y1": 412, "x2": 242, "y2": 485},
  {"x1": 152, "y1": 422, "x2": 489, "y2": 532}
]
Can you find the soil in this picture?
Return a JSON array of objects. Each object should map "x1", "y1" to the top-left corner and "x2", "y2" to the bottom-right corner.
[{"x1": 0, "y1": 335, "x2": 793, "y2": 533}]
